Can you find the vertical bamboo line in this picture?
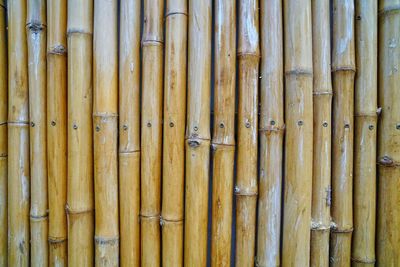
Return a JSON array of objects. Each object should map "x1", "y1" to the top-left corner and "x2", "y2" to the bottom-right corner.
[
  {"x1": 282, "y1": 0, "x2": 313, "y2": 266},
  {"x1": 310, "y1": 0, "x2": 332, "y2": 266},
  {"x1": 352, "y1": 1, "x2": 377, "y2": 266},
  {"x1": 7, "y1": 0, "x2": 30, "y2": 265},
  {"x1": 183, "y1": 1, "x2": 212, "y2": 266},
  {"x1": 161, "y1": 0, "x2": 187, "y2": 265},
  {"x1": 377, "y1": 1, "x2": 400, "y2": 265},
  {"x1": 330, "y1": 1, "x2": 355, "y2": 265},
  {"x1": 67, "y1": 0, "x2": 94, "y2": 265},
  {"x1": 119, "y1": 0, "x2": 141, "y2": 266}
]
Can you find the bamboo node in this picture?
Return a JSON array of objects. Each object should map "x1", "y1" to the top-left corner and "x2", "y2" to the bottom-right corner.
[
  {"x1": 331, "y1": 66, "x2": 356, "y2": 73},
  {"x1": 165, "y1": 11, "x2": 188, "y2": 18},
  {"x1": 285, "y1": 68, "x2": 313, "y2": 76},
  {"x1": 30, "y1": 213, "x2": 48, "y2": 221},
  {"x1": 378, "y1": 156, "x2": 400, "y2": 167},
  {"x1": 234, "y1": 186, "x2": 257, "y2": 196},
  {"x1": 141, "y1": 40, "x2": 164, "y2": 47},
  {"x1": 311, "y1": 221, "x2": 330, "y2": 231},
  {"x1": 379, "y1": 5, "x2": 400, "y2": 17},
  {"x1": 313, "y1": 91, "x2": 333, "y2": 96},
  {"x1": 237, "y1": 52, "x2": 260, "y2": 59},
  {"x1": 354, "y1": 111, "x2": 378, "y2": 118},
  {"x1": 67, "y1": 29, "x2": 93, "y2": 36},
  {"x1": 259, "y1": 124, "x2": 285, "y2": 133},
  {"x1": 48, "y1": 45, "x2": 67, "y2": 55},
  {"x1": 95, "y1": 236, "x2": 119, "y2": 245},
  {"x1": 188, "y1": 139, "x2": 200, "y2": 148},
  {"x1": 330, "y1": 225, "x2": 353, "y2": 233},
  {"x1": 351, "y1": 257, "x2": 376, "y2": 264},
  {"x1": 27, "y1": 22, "x2": 46, "y2": 32},
  {"x1": 48, "y1": 238, "x2": 67, "y2": 244},
  {"x1": 0, "y1": 121, "x2": 6, "y2": 126},
  {"x1": 65, "y1": 204, "x2": 94, "y2": 215},
  {"x1": 7, "y1": 121, "x2": 29, "y2": 127},
  {"x1": 159, "y1": 217, "x2": 183, "y2": 226},
  {"x1": 0, "y1": 3, "x2": 5, "y2": 9}
]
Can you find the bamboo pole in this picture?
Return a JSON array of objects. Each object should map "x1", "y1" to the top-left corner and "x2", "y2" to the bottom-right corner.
[
  {"x1": 27, "y1": 0, "x2": 48, "y2": 265},
  {"x1": 161, "y1": 0, "x2": 187, "y2": 265},
  {"x1": 119, "y1": 0, "x2": 141, "y2": 266},
  {"x1": 235, "y1": 0, "x2": 259, "y2": 266},
  {"x1": 67, "y1": 0, "x2": 94, "y2": 265},
  {"x1": 377, "y1": 1, "x2": 400, "y2": 265},
  {"x1": 310, "y1": 0, "x2": 332, "y2": 266},
  {"x1": 330, "y1": 1, "x2": 355, "y2": 265},
  {"x1": 282, "y1": 0, "x2": 313, "y2": 266},
  {"x1": 352, "y1": 1, "x2": 377, "y2": 266},
  {"x1": 184, "y1": 0, "x2": 212, "y2": 266},
  {"x1": 7, "y1": 0, "x2": 30, "y2": 265},
  {"x1": 256, "y1": 1, "x2": 283, "y2": 266}
]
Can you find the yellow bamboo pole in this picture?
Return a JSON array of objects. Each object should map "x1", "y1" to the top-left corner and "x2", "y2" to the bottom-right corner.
[
  {"x1": 27, "y1": 0, "x2": 48, "y2": 265},
  {"x1": 256, "y1": 1, "x2": 283, "y2": 266},
  {"x1": 67, "y1": 0, "x2": 94, "y2": 265},
  {"x1": 184, "y1": 0, "x2": 212, "y2": 266},
  {"x1": 330, "y1": 1, "x2": 355, "y2": 265},
  {"x1": 377, "y1": 1, "x2": 400, "y2": 265},
  {"x1": 119, "y1": 0, "x2": 141, "y2": 266},
  {"x1": 282, "y1": 0, "x2": 313, "y2": 266},
  {"x1": 352, "y1": 1, "x2": 377, "y2": 266},
  {"x1": 310, "y1": 0, "x2": 332, "y2": 266},
  {"x1": 161, "y1": 0, "x2": 187, "y2": 265},
  {"x1": 7, "y1": 0, "x2": 30, "y2": 265}
]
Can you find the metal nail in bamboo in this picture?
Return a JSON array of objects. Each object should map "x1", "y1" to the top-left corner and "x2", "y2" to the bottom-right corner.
[
  {"x1": 211, "y1": 1, "x2": 236, "y2": 266},
  {"x1": 310, "y1": 1, "x2": 332, "y2": 266},
  {"x1": 93, "y1": 0, "x2": 119, "y2": 265},
  {"x1": 140, "y1": 0, "x2": 164, "y2": 266},
  {"x1": 377, "y1": 1, "x2": 400, "y2": 266},
  {"x1": 235, "y1": 0, "x2": 259, "y2": 266},
  {"x1": 27, "y1": 0, "x2": 48, "y2": 265},
  {"x1": 161, "y1": 0, "x2": 187, "y2": 265},
  {"x1": 67, "y1": 0, "x2": 94, "y2": 265},
  {"x1": 119, "y1": 0, "x2": 141, "y2": 266},
  {"x1": 352, "y1": 1, "x2": 377, "y2": 266},
  {"x1": 184, "y1": 0, "x2": 212, "y2": 266},
  {"x1": 330, "y1": 1, "x2": 355, "y2": 265},
  {"x1": 7, "y1": 0, "x2": 30, "y2": 265},
  {"x1": 256, "y1": 0, "x2": 283, "y2": 266},
  {"x1": 282, "y1": 0, "x2": 313, "y2": 266}
]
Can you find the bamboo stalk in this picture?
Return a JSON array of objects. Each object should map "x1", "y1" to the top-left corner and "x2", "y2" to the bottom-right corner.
[
  {"x1": 27, "y1": 0, "x2": 48, "y2": 265},
  {"x1": 352, "y1": 1, "x2": 377, "y2": 266},
  {"x1": 310, "y1": 0, "x2": 332, "y2": 266},
  {"x1": 256, "y1": 1, "x2": 283, "y2": 266},
  {"x1": 119, "y1": 0, "x2": 141, "y2": 266},
  {"x1": 67, "y1": 0, "x2": 94, "y2": 265},
  {"x1": 7, "y1": 0, "x2": 30, "y2": 265},
  {"x1": 211, "y1": 1, "x2": 236, "y2": 266},
  {"x1": 330, "y1": 1, "x2": 355, "y2": 265},
  {"x1": 282, "y1": 0, "x2": 313, "y2": 266},
  {"x1": 235, "y1": 0, "x2": 259, "y2": 266},
  {"x1": 184, "y1": 0, "x2": 212, "y2": 266},
  {"x1": 377, "y1": 1, "x2": 400, "y2": 266},
  {"x1": 161, "y1": 0, "x2": 187, "y2": 265}
]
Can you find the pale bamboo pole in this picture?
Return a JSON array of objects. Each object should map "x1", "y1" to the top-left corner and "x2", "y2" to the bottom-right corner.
[
  {"x1": 119, "y1": 0, "x2": 141, "y2": 266},
  {"x1": 235, "y1": 0, "x2": 259, "y2": 266},
  {"x1": 7, "y1": 0, "x2": 30, "y2": 265},
  {"x1": 352, "y1": 1, "x2": 377, "y2": 266},
  {"x1": 377, "y1": 0, "x2": 400, "y2": 265},
  {"x1": 161, "y1": 0, "x2": 187, "y2": 265},
  {"x1": 256, "y1": 1, "x2": 283, "y2": 266},
  {"x1": 310, "y1": 0, "x2": 332, "y2": 266},
  {"x1": 330, "y1": 1, "x2": 355, "y2": 265},
  {"x1": 282, "y1": 0, "x2": 313, "y2": 266},
  {"x1": 184, "y1": 0, "x2": 212, "y2": 266},
  {"x1": 27, "y1": 0, "x2": 48, "y2": 265},
  {"x1": 67, "y1": 0, "x2": 94, "y2": 265}
]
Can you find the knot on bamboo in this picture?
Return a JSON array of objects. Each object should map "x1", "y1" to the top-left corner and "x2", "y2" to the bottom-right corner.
[
  {"x1": 95, "y1": 236, "x2": 120, "y2": 245},
  {"x1": 378, "y1": 156, "x2": 400, "y2": 167},
  {"x1": 48, "y1": 45, "x2": 67, "y2": 56},
  {"x1": 310, "y1": 221, "x2": 330, "y2": 231},
  {"x1": 27, "y1": 22, "x2": 46, "y2": 32}
]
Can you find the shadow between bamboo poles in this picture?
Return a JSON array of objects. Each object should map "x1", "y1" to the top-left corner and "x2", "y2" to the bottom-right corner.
[
  {"x1": 256, "y1": 0, "x2": 283, "y2": 266},
  {"x1": 330, "y1": 1, "x2": 355, "y2": 266},
  {"x1": 377, "y1": 1, "x2": 400, "y2": 266},
  {"x1": 352, "y1": 1, "x2": 377, "y2": 266},
  {"x1": 310, "y1": 1, "x2": 332, "y2": 266},
  {"x1": 67, "y1": 1, "x2": 94, "y2": 266},
  {"x1": 282, "y1": 0, "x2": 313, "y2": 266},
  {"x1": 184, "y1": 1, "x2": 212, "y2": 266}
]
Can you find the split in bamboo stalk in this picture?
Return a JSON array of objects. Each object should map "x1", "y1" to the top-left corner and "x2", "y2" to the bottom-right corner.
[
  {"x1": 7, "y1": 0, "x2": 30, "y2": 265},
  {"x1": 377, "y1": 1, "x2": 400, "y2": 266},
  {"x1": 27, "y1": 0, "x2": 48, "y2": 265},
  {"x1": 282, "y1": 0, "x2": 313, "y2": 266},
  {"x1": 310, "y1": 0, "x2": 332, "y2": 266},
  {"x1": 211, "y1": 1, "x2": 236, "y2": 266},
  {"x1": 235, "y1": 0, "x2": 259, "y2": 266},
  {"x1": 256, "y1": 0, "x2": 283, "y2": 266},
  {"x1": 184, "y1": 0, "x2": 212, "y2": 266},
  {"x1": 67, "y1": 0, "x2": 94, "y2": 265},
  {"x1": 330, "y1": 1, "x2": 355, "y2": 265},
  {"x1": 161, "y1": 0, "x2": 187, "y2": 265},
  {"x1": 352, "y1": 1, "x2": 377, "y2": 266},
  {"x1": 93, "y1": 0, "x2": 119, "y2": 265}
]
